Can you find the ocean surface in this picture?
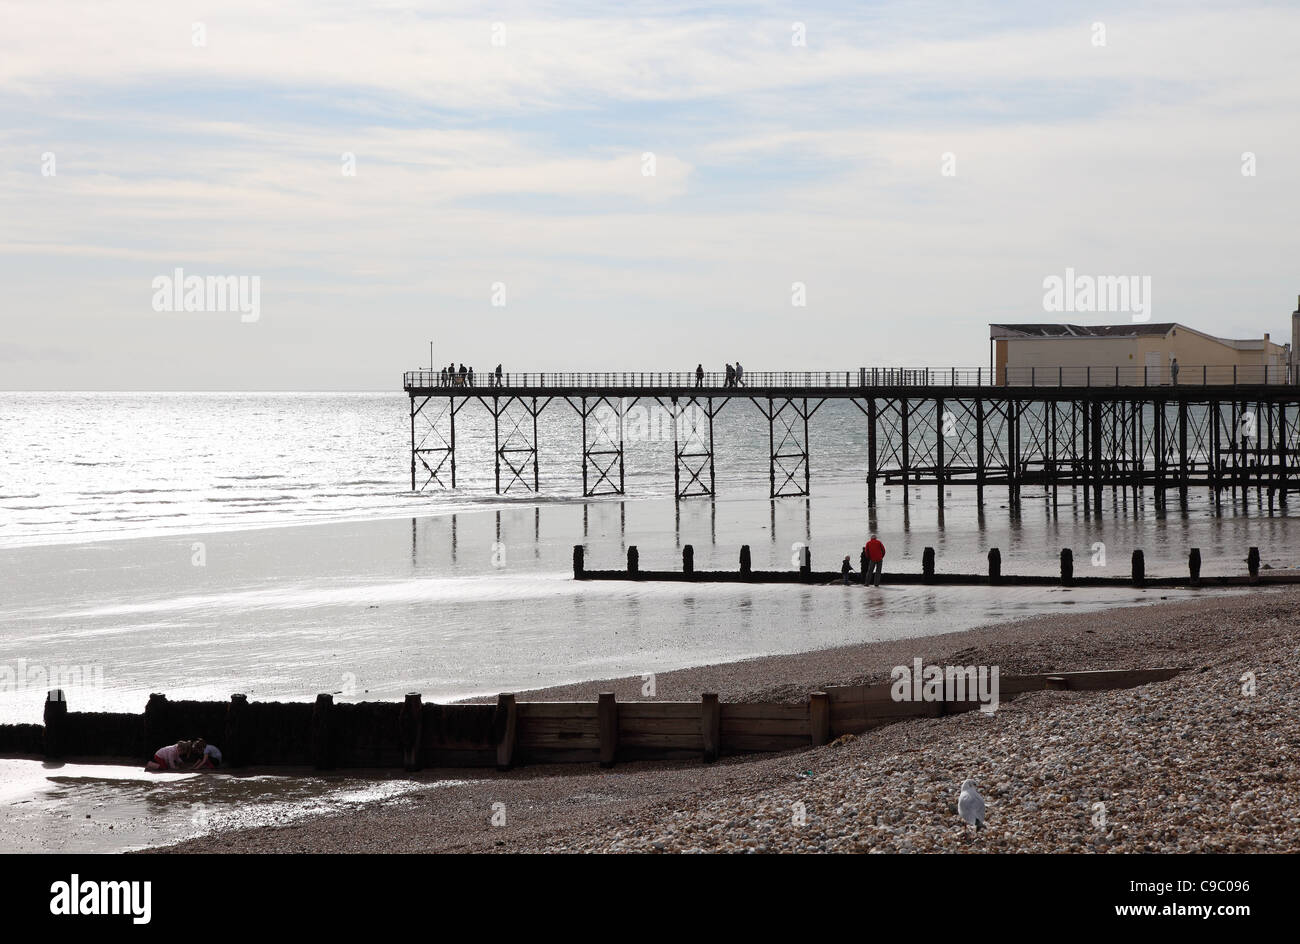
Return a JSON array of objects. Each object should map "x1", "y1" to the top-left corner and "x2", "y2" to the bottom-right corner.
[{"x1": 1, "y1": 391, "x2": 1297, "y2": 851}]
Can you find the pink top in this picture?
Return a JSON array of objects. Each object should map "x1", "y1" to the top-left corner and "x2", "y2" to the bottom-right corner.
[{"x1": 153, "y1": 744, "x2": 184, "y2": 768}]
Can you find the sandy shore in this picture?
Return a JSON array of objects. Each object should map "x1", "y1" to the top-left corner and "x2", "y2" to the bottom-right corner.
[{"x1": 153, "y1": 587, "x2": 1299, "y2": 853}]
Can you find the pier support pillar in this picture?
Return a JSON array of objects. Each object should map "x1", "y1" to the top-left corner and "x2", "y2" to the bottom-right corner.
[
  {"x1": 569, "y1": 395, "x2": 627, "y2": 497},
  {"x1": 663, "y1": 395, "x2": 722, "y2": 499},
  {"x1": 410, "y1": 395, "x2": 462, "y2": 491},
  {"x1": 487, "y1": 395, "x2": 550, "y2": 494}
]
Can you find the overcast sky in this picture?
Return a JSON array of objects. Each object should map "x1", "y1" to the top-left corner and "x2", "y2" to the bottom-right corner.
[{"x1": 2, "y1": 1, "x2": 1298, "y2": 390}]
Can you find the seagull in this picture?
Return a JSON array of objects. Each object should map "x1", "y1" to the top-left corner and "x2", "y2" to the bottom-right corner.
[{"x1": 958, "y1": 779, "x2": 986, "y2": 831}]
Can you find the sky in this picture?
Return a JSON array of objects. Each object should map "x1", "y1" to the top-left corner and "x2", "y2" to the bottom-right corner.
[{"x1": 1, "y1": 0, "x2": 1298, "y2": 390}]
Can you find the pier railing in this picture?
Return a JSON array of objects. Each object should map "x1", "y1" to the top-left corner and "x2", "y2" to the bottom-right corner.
[{"x1": 404, "y1": 365, "x2": 1291, "y2": 390}]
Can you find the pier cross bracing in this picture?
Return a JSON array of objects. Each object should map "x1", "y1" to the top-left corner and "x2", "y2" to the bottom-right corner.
[{"x1": 404, "y1": 368, "x2": 1300, "y2": 509}]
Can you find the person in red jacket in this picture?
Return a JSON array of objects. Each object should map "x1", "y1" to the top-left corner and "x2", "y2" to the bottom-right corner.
[{"x1": 864, "y1": 535, "x2": 886, "y2": 586}]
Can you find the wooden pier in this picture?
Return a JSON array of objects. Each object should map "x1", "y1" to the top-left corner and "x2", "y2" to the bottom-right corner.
[{"x1": 405, "y1": 366, "x2": 1300, "y2": 510}]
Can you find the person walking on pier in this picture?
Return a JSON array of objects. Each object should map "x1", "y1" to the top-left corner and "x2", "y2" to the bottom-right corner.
[
  {"x1": 735, "y1": 361, "x2": 745, "y2": 386},
  {"x1": 439, "y1": 365, "x2": 448, "y2": 387},
  {"x1": 864, "y1": 534, "x2": 886, "y2": 587},
  {"x1": 725, "y1": 363, "x2": 735, "y2": 387},
  {"x1": 695, "y1": 364, "x2": 704, "y2": 387},
  {"x1": 1170, "y1": 358, "x2": 1180, "y2": 385},
  {"x1": 495, "y1": 364, "x2": 503, "y2": 387}
]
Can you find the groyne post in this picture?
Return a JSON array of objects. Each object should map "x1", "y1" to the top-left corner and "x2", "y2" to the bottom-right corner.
[
  {"x1": 922, "y1": 546, "x2": 935, "y2": 582},
  {"x1": 496, "y1": 693, "x2": 517, "y2": 771},
  {"x1": 144, "y1": 693, "x2": 169, "y2": 754},
  {"x1": 311, "y1": 693, "x2": 334, "y2": 770},
  {"x1": 1060, "y1": 548, "x2": 1074, "y2": 586},
  {"x1": 1248, "y1": 546, "x2": 1260, "y2": 580},
  {"x1": 1189, "y1": 548, "x2": 1202, "y2": 586},
  {"x1": 573, "y1": 544, "x2": 585, "y2": 578},
  {"x1": 598, "y1": 692, "x2": 618, "y2": 767},
  {"x1": 1131, "y1": 549, "x2": 1145, "y2": 587},
  {"x1": 701, "y1": 693, "x2": 721, "y2": 762},
  {"x1": 988, "y1": 548, "x2": 1001, "y2": 584},
  {"x1": 627, "y1": 545, "x2": 639, "y2": 576},
  {"x1": 800, "y1": 545, "x2": 812, "y2": 580},
  {"x1": 683, "y1": 544, "x2": 694, "y2": 574},
  {"x1": 810, "y1": 692, "x2": 830, "y2": 746},
  {"x1": 398, "y1": 692, "x2": 423, "y2": 772},
  {"x1": 43, "y1": 689, "x2": 67, "y2": 759},
  {"x1": 739, "y1": 544, "x2": 752, "y2": 575},
  {"x1": 225, "y1": 694, "x2": 248, "y2": 768}
]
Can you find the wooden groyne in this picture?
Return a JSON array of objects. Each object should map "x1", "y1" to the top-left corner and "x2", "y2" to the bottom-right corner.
[
  {"x1": 1, "y1": 668, "x2": 1182, "y2": 771},
  {"x1": 573, "y1": 543, "x2": 1295, "y2": 589}
]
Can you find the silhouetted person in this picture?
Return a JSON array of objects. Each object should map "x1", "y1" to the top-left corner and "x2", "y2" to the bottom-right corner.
[
  {"x1": 1170, "y1": 358, "x2": 1180, "y2": 385},
  {"x1": 495, "y1": 363, "x2": 503, "y2": 387},
  {"x1": 469, "y1": 365, "x2": 475, "y2": 387},
  {"x1": 695, "y1": 364, "x2": 704, "y2": 387},
  {"x1": 439, "y1": 366, "x2": 448, "y2": 387},
  {"x1": 841, "y1": 555, "x2": 852, "y2": 585},
  {"x1": 725, "y1": 363, "x2": 735, "y2": 387},
  {"x1": 735, "y1": 361, "x2": 745, "y2": 386}
]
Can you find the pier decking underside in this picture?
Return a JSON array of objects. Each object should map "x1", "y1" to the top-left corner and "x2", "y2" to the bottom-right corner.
[{"x1": 406, "y1": 383, "x2": 1300, "y2": 509}]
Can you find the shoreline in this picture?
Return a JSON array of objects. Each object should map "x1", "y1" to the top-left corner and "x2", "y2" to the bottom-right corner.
[{"x1": 151, "y1": 587, "x2": 1299, "y2": 853}]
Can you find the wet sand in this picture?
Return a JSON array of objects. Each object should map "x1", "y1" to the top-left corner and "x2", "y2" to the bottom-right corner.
[{"x1": 149, "y1": 587, "x2": 1299, "y2": 854}]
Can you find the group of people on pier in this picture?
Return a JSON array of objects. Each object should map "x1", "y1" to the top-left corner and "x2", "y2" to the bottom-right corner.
[
  {"x1": 693, "y1": 362, "x2": 746, "y2": 387},
  {"x1": 437, "y1": 363, "x2": 505, "y2": 387},
  {"x1": 145, "y1": 738, "x2": 222, "y2": 771}
]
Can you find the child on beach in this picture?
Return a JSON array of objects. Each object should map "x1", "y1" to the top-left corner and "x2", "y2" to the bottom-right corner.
[
  {"x1": 145, "y1": 741, "x2": 191, "y2": 771},
  {"x1": 190, "y1": 739, "x2": 222, "y2": 769}
]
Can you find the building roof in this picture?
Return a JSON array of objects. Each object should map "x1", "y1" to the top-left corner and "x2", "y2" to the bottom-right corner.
[{"x1": 989, "y1": 323, "x2": 1176, "y2": 339}]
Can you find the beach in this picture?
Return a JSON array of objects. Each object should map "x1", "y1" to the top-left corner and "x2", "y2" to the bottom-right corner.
[{"x1": 150, "y1": 587, "x2": 1299, "y2": 854}]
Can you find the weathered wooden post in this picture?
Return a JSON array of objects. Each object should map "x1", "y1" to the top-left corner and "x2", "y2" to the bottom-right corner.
[
  {"x1": 809, "y1": 692, "x2": 830, "y2": 746},
  {"x1": 987, "y1": 548, "x2": 1001, "y2": 584},
  {"x1": 43, "y1": 689, "x2": 67, "y2": 759},
  {"x1": 701, "y1": 693, "x2": 721, "y2": 763},
  {"x1": 922, "y1": 547, "x2": 935, "y2": 581},
  {"x1": 495, "y1": 693, "x2": 517, "y2": 771},
  {"x1": 627, "y1": 545, "x2": 639, "y2": 576},
  {"x1": 1060, "y1": 548, "x2": 1074, "y2": 586},
  {"x1": 397, "y1": 692, "x2": 422, "y2": 772},
  {"x1": 597, "y1": 692, "x2": 618, "y2": 767},
  {"x1": 1131, "y1": 549, "x2": 1145, "y2": 586},
  {"x1": 310, "y1": 693, "x2": 334, "y2": 770},
  {"x1": 859, "y1": 548, "x2": 868, "y2": 584},
  {"x1": 682, "y1": 544, "x2": 694, "y2": 574},
  {"x1": 572, "y1": 544, "x2": 584, "y2": 578},
  {"x1": 225, "y1": 693, "x2": 248, "y2": 768},
  {"x1": 800, "y1": 545, "x2": 812, "y2": 580},
  {"x1": 1247, "y1": 546, "x2": 1260, "y2": 579},
  {"x1": 1188, "y1": 548, "x2": 1202, "y2": 586},
  {"x1": 739, "y1": 544, "x2": 752, "y2": 575},
  {"x1": 144, "y1": 693, "x2": 169, "y2": 754}
]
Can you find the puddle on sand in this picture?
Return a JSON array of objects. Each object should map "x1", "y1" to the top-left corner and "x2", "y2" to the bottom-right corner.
[{"x1": 0, "y1": 759, "x2": 472, "y2": 853}]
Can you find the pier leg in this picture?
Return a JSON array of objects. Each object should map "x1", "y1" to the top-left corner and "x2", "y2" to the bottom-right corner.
[
  {"x1": 935, "y1": 396, "x2": 945, "y2": 508},
  {"x1": 571, "y1": 395, "x2": 627, "y2": 497},
  {"x1": 868, "y1": 398, "x2": 878, "y2": 507},
  {"x1": 410, "y1": 394, "x2": 459, "y2": 492}
]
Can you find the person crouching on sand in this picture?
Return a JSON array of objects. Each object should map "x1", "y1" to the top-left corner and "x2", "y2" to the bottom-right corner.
[
  {"x1": 190, "y1": 739, "x2": 223, "y2": 770},
  {"x1": 145, "y1": 741, "x2": 191, "y2": 771}
]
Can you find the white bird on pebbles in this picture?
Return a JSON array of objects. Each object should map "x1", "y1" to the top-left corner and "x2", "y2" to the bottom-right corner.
[{"x1": 958, "y1": 779, "x2": 986, "y2": 832}]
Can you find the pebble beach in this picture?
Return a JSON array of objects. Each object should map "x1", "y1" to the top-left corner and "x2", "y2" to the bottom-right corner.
[{"x1": 153, "y1": 587, "x2": 1300, "y2": 854}]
